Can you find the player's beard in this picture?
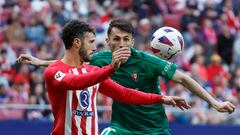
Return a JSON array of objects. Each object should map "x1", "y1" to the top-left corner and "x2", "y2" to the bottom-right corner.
[{"x1": 79, "y1": 43, "x2": 91, "y2": 62}]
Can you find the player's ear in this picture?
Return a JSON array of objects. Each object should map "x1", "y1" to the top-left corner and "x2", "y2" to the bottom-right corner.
[
  {"x1": 73, "y1": 38, "x2": 81, "y2": 48},
  {"x1": 131, "y1": 38, "x2": 134, "y2": 47},
  {"x1": 105, "y1": 37, "x2": 110, "y2": 46}
]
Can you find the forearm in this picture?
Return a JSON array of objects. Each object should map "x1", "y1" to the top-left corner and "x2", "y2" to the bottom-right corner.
[
  {"x1": 115, "y1": 88, "x2": 164, "y2": 104},
  {"x1": 99, "y1": 80, "x2": 163, "y2": 104},
  {"x1": 38, "y1": 60, "x2": 56, "y2": 67},
  {"x1": 181, "y1": 75, "x2": 219, "y2": 107}
]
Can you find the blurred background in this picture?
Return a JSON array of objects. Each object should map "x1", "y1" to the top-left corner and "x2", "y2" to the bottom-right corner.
[{"x1": 0, "y1": 0, "x2": 240, "y2": 135}]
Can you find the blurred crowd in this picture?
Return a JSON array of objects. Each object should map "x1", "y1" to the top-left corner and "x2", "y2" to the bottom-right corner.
[{"x1": 0, "y1": 0, "x2": 240, "y2": 125}]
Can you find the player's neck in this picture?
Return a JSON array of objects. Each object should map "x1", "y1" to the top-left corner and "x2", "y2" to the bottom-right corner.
[{"x1": 62, "y1": 51, "x2": 84, "y2": 67}]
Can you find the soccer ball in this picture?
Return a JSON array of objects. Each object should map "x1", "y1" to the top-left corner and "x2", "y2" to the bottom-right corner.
[{"x1": 150, "y1": 27, "x2": 184, "y2": 60}]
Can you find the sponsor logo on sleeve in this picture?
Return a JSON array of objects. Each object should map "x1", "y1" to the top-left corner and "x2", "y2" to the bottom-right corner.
[
  {"x1": 54, "y1": 71, "x2": 66, "y2": 81},
  {"x1": 162, "y1": 63, "x2": 171, "y2": 75}
]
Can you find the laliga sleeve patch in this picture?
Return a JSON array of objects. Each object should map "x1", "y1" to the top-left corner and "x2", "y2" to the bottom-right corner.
[{"x1": 54, "y1": 71, "x2": 66, "y2": 81}]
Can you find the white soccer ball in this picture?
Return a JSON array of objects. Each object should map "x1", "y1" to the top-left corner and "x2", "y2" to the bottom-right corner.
[{"x1": 150, "y1": 27, "x2": 184, "y2": 60}]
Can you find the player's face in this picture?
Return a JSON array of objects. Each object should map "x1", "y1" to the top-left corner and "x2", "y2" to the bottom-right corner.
[
  {"x1": 106, "y1": 27, "x2": 134, "y2": 63},
  {"x1": 106, "y1": 27, "x2": 134, "y2": 52},
  {"x1": 79, "y1": 32, "x2": 96, "y2": 62}
]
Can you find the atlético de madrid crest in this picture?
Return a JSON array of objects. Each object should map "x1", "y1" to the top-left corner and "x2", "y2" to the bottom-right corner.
[{"x1": 131, "y1": 72, "x2": 138, "y2": 81}]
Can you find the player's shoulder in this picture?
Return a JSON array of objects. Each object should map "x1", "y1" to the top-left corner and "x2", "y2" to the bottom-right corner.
[
  {"x1": 44, "y1": 60, "x2": 65, "y2": 76},
  {"x1": 92, "y1": 50, "x2": 112, "y2": 59},
  {"x1": 91, "y1": 50, "x2": 112, "y2": 66},
  {"x1": 47, "y1": 60, "x2": 64, "y2": 70},
  {"x1": 131, "y1": 48, "x2": 166, "y2": 64}
]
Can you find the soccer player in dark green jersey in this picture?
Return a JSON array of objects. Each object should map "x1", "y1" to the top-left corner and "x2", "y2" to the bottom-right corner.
[
  {"x1": 17, "y1": 19, "x2": 235, "y2": 135},
  {"x1": 91, "y1": 19, "x2": 235, "y2": 135}
]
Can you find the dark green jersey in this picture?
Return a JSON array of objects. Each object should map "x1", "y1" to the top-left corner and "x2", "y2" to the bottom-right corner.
[{"x1": 90, "y1": 48, "x2": 177, "y2": 135}]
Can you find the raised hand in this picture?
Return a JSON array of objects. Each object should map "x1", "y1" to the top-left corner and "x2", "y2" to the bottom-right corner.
[
  {"x1": 162, "y1": 96, "x2": 191, "y2": 110},
  {"x1": 111, "y1": 47, "x2": 131, "y2": 71}
]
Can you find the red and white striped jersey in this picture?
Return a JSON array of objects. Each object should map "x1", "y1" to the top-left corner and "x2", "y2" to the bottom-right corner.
[{"x1": 44, "y1": 60, "x2": 163, "y2": 135}]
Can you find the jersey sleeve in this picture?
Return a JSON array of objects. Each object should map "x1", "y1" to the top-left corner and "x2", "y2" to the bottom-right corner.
[
  {"x1": 145, "y1": 56, "x2": 178, "y2": 80},
  {"x1": 44, "y1": 65, "x2": 115, "y2": 90},
  {"x1": 98, "y1": 79, "x2": 163, "y2": 104}
]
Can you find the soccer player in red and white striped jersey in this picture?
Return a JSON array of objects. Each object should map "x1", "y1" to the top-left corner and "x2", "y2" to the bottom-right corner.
[{"x1": 45, "y1": 60, "x2": 172, "y2": 135}]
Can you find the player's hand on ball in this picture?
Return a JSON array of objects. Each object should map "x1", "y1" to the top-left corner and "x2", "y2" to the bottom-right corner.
[
  {"x1": 111, "y1": 47, "x2": 130, "y2": 71},
  {"x1": 162, "y1": 96, "x2": 191, "y2": 110},
  {"x1": 213, "y1": 101, "x2": 235, "y2": 114}
]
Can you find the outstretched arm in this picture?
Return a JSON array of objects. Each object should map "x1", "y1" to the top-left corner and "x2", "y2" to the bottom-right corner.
[
  {"x1": 16, "y1": 54, "x2": 55, "y2": 67},
  {"x1": 17, "y1": 47, "x2": 130, "y2": 70},
  {"x1": 99, "y1": 79, "x2": 191, "y2": 110},
  {"x1": 172, "y1": 70, "x2": 236, "y2": 113},
  {"x1": 45, "y1": 65, "x2": 115, "y2": 90}
]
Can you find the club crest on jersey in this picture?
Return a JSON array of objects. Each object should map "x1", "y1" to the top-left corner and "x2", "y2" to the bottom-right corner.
[
  {"x1": 79, "y1": 91, "x2": 90, "y2": 110},
  {"x1": 54, "y1": 71, "x2": 66, "y2": 81},
  {"x1": 131, "y1": 72, "x2": 138, "y2": 81}
]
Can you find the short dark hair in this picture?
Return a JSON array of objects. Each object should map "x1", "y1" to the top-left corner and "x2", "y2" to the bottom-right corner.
[
  {"x1": 107, "y1": 19, "x2": 134, "y2": 36},
  {"x1": 61, "y1": 20, "x2": 95, "y2": 49}
]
